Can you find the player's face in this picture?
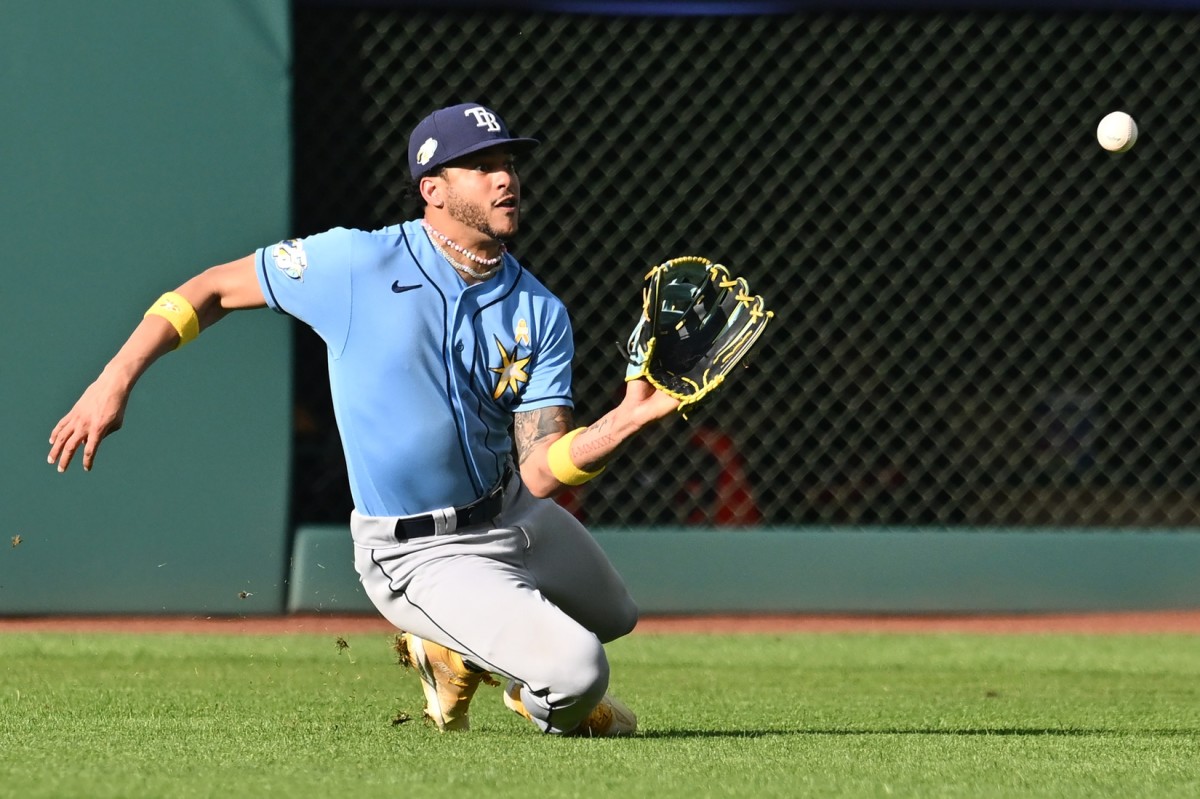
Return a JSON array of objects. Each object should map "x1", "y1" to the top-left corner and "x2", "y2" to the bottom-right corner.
[{"x1": 442, "y1": 148, "x2": 522, "y2": 241}]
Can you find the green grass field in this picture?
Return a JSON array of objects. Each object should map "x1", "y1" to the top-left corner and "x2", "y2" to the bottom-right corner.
[{"x1": 2, "y1": 630, "x2": 1199, "y2": 798}]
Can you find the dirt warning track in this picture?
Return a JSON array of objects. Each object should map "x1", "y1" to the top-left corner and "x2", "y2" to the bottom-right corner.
[{"x1": 2, "y1": 611, "x2": 1200, "y2": 635}]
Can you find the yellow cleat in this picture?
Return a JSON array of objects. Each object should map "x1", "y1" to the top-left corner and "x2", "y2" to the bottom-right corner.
[
  {"x1": 565, "y1": 693, "x2": 638, "y2": 737},
  {"x1": 394, "y1": 632, "x2": 497, "y2": 732}
]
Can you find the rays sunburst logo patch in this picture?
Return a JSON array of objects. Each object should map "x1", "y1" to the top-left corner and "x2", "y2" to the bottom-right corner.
[{"x1": 490, "y1": 336, "x2": 531, "y2": 400}]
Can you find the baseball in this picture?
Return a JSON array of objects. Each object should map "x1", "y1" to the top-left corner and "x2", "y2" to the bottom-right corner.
[{"x1": 1097, "y1": 111, "x2": 1137, "y2": 153}]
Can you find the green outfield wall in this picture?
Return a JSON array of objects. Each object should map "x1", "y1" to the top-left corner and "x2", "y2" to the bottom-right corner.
[
  {"x1": 288, "y1": 526, "x2": 1200, "y2": 615},
  {"x1": 0, "y1": 1, "x2": 293, "y2": 614}
]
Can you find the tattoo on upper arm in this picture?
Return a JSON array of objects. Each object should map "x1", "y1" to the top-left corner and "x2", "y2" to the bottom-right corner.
[{"x1": 514, "y1": 406, "x2": 573, "y2": 464}]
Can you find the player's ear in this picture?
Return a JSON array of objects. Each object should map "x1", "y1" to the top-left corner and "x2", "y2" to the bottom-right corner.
[{"x1": 419, "y1": 174, "x2": 446, "y2": 208}]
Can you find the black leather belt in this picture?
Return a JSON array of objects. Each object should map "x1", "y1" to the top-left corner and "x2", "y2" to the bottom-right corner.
[{"x1": 393, "y1": 466, "x2": 512, "y2": 542}]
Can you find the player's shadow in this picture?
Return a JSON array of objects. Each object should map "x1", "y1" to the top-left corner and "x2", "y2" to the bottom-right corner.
[{"x1": 637, "y1": 727, "x2": 1195, "y2": 739}]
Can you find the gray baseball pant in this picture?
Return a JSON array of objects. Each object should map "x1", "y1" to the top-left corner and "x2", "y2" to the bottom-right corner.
[{"x1": 351, "y1": 475, "x2": 638, "y2": 734}]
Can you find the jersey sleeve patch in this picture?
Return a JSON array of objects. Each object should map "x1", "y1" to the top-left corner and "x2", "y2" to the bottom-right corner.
[{"x1": 271, "y1": 239, "x2": 308, "y2": 280}]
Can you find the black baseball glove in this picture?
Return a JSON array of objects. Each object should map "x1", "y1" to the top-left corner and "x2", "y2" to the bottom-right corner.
[{"x1": 625, "y1": 256, "x2": 773, "y2": 414}]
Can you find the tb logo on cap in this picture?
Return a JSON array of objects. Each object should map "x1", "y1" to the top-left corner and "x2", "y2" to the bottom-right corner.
[{"x1": 464, "y1": 107, "x2": 501, "y2": 132}]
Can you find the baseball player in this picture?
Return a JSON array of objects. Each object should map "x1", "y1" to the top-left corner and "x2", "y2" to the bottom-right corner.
[{"x1": 48, "y1": 103, "x2": 680, "y2": 736}]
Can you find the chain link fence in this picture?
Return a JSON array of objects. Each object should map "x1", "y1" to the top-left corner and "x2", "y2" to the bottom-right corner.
[{"x1": 291, "y1": 6, "x2": 1200, "y2": 529}]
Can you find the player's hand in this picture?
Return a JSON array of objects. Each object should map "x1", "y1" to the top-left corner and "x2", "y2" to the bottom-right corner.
[
  {"x1": 621, "y1": 377, "x2": 680, "y2": 427},
  {"x1": 47, "y1": 375, "x2": 131, "y2": 472}
]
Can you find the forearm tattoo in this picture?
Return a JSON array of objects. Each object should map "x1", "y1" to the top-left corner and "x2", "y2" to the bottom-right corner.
[
  {"x1": 574, "y1": 415, "x2": 619, "y2": 462},
  {"x1": 514, "y1": 406, "x2": 573, "y2": 465}
]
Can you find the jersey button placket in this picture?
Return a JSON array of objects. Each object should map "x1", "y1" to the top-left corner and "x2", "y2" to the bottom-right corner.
[
  {"x1": 449, "y1": 300, "x2": 478, "y2": 379},
  {"x1": 446, "y1": 301, "x2": 485, "y2": 490},
  {"x1": 452, "y1": 300, "x2": 474, "y2": 360}
]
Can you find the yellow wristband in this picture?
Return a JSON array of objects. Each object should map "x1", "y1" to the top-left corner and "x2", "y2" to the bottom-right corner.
[
  {"x1": 144, "y1": 291, "x2": 200, "y2": 349},
  {"x1": 547, "y1": 428, "x2": 606, "y2": 486}
]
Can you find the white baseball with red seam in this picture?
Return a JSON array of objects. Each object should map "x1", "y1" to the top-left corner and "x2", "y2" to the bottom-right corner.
[{"x1": 1097, "y1": 111, "x2": 1137, "y2": 153}]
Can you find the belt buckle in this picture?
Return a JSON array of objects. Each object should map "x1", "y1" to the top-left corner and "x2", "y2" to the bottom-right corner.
[{"x1": 434, "y1": 468, "x2": 509, "y2": 538}]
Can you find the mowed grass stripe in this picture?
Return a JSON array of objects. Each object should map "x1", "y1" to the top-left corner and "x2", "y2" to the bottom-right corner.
[{"x1": 1, "y1": 632, "x2": 1198, "y2": 798}]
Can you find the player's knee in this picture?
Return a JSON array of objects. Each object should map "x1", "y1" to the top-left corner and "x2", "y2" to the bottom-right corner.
[
  {"x1": 547, "y1": 635, "x2": 610, "y2": 705},
  {"x1": 519, "y1": 629, "x2": 628, "y2": 733}
]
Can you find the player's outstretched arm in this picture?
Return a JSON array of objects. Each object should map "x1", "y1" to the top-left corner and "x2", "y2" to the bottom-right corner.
[
  {"x1": 47, "y1": 254, "x2": 265, "y2": 473},
  {"x1": 515, "y1": 378, "x2": 679, "y2": 497}
]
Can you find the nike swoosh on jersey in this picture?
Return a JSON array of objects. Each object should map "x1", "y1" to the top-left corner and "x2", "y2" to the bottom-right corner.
[{"x1": 391, "y1": 281, "x2": 422, "y2": 293}]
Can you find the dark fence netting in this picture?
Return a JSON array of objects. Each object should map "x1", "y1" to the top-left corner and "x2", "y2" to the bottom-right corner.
[{"x1": 290, "y1": 7, "x2": 1200, "y2": 529}]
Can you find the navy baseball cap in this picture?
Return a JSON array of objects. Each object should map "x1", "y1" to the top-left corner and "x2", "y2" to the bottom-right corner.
[{"x1": 408, "y1": 103, "x2": 540, "y2": 180}]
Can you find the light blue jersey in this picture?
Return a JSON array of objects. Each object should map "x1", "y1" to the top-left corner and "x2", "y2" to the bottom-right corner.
[{"x1": 255, "y1": 220, "x2": 574, "y2": 516}]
